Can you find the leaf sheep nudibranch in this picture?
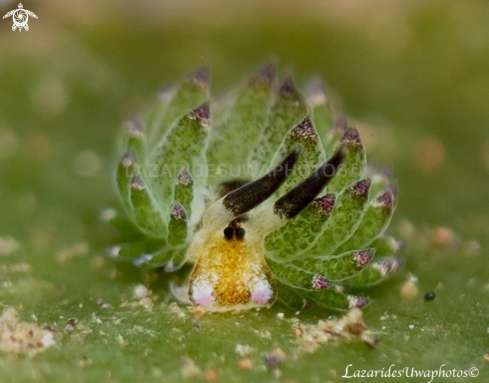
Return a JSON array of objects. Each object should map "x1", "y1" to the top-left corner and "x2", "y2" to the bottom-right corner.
[{"x1": 105, "y1": 64, "x2": 405, "y2": 312}]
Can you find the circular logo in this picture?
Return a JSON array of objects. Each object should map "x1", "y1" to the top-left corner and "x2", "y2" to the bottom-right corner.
[{"x1": 12, "y1": 9, "x2": 28, "y2": 28}]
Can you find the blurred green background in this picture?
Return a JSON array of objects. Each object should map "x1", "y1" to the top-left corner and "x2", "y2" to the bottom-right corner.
[{"x1": 0, "y1": 0, "x2": 488, "y2": 382}]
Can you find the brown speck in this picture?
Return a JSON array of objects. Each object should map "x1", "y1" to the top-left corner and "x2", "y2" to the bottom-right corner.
[
  {"x1": 484, "y1": 354, "x2": 489, "y2": 363},
  {"x1": 294, "y1": 328, "x2": 302, "y2": 337},
  {"x1": 192, "y1": 306, "x2": 207, "y2": 317},
  {"x1": 238, "y1": 358, "x2": 254, "y2": 370},
  {"x1": 400, "y1": 275, "x2": 419, "y2": 300},
  {"x1": 414, "y1": 137, "x2": 446, "y2": 172},
  {"x1": 431, "y1": 227, "x2": 456, "y2": 247},
  {"x1": 204, "y1": 369, "x2": 218, "y2": 382}
]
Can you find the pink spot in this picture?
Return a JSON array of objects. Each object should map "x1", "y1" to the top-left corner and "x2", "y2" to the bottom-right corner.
[
  {"x1": 251, "y1": 285, "x2": 273, "y2": 305},
  {"x1": 191, "y1": 283, "x2": 215, "y2": 307}
]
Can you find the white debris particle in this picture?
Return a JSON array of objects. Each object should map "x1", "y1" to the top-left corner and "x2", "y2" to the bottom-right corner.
[
  {"x1": 293, "y1": 308, "x2": 378, "y2": 353},
  {"x1": 99, "y1": 208, "x2": 117, "y2": 222},
  {"x1": 168, "y1": 303, "x2": 187, "y2": 319},
  {"x1": 0, "y1": 307, "x2": 56, "y2": 355},
  {"x1": 235, "y1": 344, "x2": 254, "y2": 356},
  {"x1": 252, "y1": 329, "x2": 272, "y2": 338},
  {"x1": 0, "y1": 236, "x2": 20, "y2": 256},
  {"x1": 133, "y1": 284, "x2": 150, "y2": 299},
  {"x1": 0, "y1": 263, "x2": 32, "y2": 274},
  {"x1": 91, "y1": 313, "x2": 102, "y2": 324},
  {"x1": 96, "y1": 299, "x2": 112, "y2": 309},
  {"x1": 181, "y1": 357, "x2": 202, "y2": 379},
  {"x1": 57, "y1": 242, "x2": 89, "y2": 262},
  {"x1": 276, "y1": 312, "x2": 285, "y2": 319},
  {"x1": 121, "y1": 297, "x2": 154, "y2": 312},
  {"x1": 116, "y1": 334, "x2": 125, "y2": 346},
  {"x1": 408, "y1": 324, "x2": 415, "y2": 330}
]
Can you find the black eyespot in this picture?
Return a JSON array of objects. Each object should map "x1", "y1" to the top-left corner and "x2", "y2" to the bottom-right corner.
[
  {"x1": 224, "y1": 227, "x2": 234, "y2": 240},
  {"x1": 236, "y1": 227, "x2": 246, "y2": 240}
]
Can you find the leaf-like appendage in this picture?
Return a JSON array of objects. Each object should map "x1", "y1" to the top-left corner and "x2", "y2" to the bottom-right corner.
[
  {"x1": 250, "y1": 77, "x2": 308, "y2": 172},
  {"x1": 343, "y1": 257, "x2": 404, "y2": 286},
  {"x1": 149, "y1": 68, "x2": 209, "y2": 151},
  {"x1": 207, "y1": 64, "x2": 276, "y2": 180},
  {"x1": 268, "y1": 260, "x2": 330, "y2": 291},
  {"x1": 294, "y1": 249, "x2": 375, "y2": 281},
  {"x1": 173, "y1": 169, "x2": 194, "y2": 218},
  {"x1": 265, "y1": 194, "x2": 335, "y2": 260},
  {"x1": 149, "y1": 103, "x2": 210, "y2": 211},
  {"x1": 306, "y1": 79, "x2": 335, "y2": 153},
  {"x1": 335, "y1": 186, "x2": 396, "y2": 254},
  {"x1": 327, "y1": 128, "x2": 366, "y2": 193},
  {"x1": 270, "y1": 117, "x2": 326, "y2": 197},
  {"x1": 308, "y1": 178, "x2": 371, "y2": 256},
  {"x1": 130, "y1": 175, "x2": 166, "y2": 237},
  {"x1": 167, "y1": 203, "x2": 188, "y2": 247},
  {"x1": 116, "y1": 152, "x2": 137, "y2": 213}
]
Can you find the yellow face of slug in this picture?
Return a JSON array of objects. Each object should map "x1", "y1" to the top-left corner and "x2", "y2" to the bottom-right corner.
[{"x1": 188, "y1": 225, "x2": 277, "y2": 312}]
